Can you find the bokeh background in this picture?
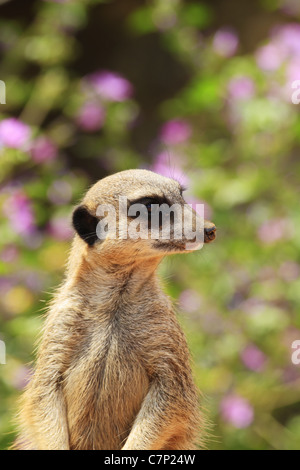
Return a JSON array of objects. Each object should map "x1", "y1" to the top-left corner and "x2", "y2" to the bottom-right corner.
[{"x1": 0, "y1": 0, "x2": 300, "y2": 450}]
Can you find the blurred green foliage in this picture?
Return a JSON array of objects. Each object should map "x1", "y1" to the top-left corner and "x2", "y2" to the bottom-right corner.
[{"x1": 0, "y1": 0, "x2": 300, "y2": 450}]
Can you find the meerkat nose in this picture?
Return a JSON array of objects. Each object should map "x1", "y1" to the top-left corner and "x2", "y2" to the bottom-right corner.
[{"x1": 204, "y1": 224, "x2": 216, "y2": 243}]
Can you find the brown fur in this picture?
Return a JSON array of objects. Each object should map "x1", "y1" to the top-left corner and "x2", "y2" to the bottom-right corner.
[{"x1": 14, "y1": 169, "x2": 215, "y2": 450}]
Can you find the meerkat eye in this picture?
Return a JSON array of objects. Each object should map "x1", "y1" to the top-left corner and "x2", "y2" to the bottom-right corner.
[
  {"x1": 128, "y1": 197, "x2": 166, "y2": 214},
  {"x1": 128, "y1": 197, "x2": 170, "y2": 226},
  {"x1": 145, "y1": 202, "x2": 152, "y2": 212}
]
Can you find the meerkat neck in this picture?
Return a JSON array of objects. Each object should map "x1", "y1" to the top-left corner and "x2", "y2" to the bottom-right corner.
[{"x1": 65, "y1": 238, "x2": 164, "y2": 305}]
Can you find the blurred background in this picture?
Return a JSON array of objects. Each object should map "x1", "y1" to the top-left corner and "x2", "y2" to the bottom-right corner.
[{"x1": 0, "y1": 0, "x2": 300, "y2": 450}]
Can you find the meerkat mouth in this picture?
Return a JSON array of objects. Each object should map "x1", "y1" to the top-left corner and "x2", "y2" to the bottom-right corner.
[
  {"x1": 152, "y1": 241, "x2": 187, "y2": 252},
  {"x1": 153, "y1": 226, "x2": 216, "y2": 252}
]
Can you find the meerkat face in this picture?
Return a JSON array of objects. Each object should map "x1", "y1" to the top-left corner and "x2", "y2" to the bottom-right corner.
[{"x1": 72, "y1": 169, "x2": 216, "y2": 262}]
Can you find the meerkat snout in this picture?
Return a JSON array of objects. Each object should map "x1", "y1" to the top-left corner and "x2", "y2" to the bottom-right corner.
[{"x1": 204, "y1": 222, "x2": 217, "y2": 243}]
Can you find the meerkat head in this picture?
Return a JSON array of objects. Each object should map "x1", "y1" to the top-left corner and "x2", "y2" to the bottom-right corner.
[{"x1": 72, "y1": 169, "x2": 216, "y2": 264}]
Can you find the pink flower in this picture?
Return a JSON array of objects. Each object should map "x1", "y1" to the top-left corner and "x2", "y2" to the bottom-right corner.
[
  {"x1": 213, "y1": 28, "x2": 239, "y2": 58},
  {"x1": 0, "y1": 118, "x2": 31, "y2": 149},
  {"x1": 286, "y1": 58, "x2": 300, "y2": 85},
  {"x1": 274, "y1": 23, "x2": 300, "y2": 57},
  {"x1": 48, "y1": 216, "x2": 73, "y2": 240},
  {"x1": 278, "y1": 261, "x2": 300, "y2": 281},
  {"x1": 23, "y1": 271, "x2": 45, "y2": 292},
  {"x1": 88, "y1": 71, "x2": 133, "y2": 102},
  {"x1": 151, "y1": 151, "x2": 189, "y2": 187},
  {"x1": 241, "y1": 344, "x2": 267, "y2": 372},
  {"x1": 160, "y1": 119, "x2": 192, "y2": 145},
  {"x1": 240, "y1": 297, "x2": 266, "y2": 315},
  {"x1": 0, "y1": 277, "x2": 15, "y2": 293},
  {"x1": 185, "y1": 197, "x2": 212, "y2": 221},
  {"x1": 257, "y1": 218, "x2": 292, "y2": 244},
  {"x1": 280, "y1": 0, "x2": 300, "y2": 16},
  {"x1": 47, "y1": 180, "x2": 72, "y2": 205},
  {"x1": 24, "y1": 232, "x2": 43, "y2": 250},
  {"x1": 221, "y1": 395, "x2": 254, "y2": 428},
  {"x1": 4, "y1": 191, "x2": 36, "y2": 236},
  {"x1": 77, "y1": 102, "x2": 105, "y2": 132},
  {"x1": 282, "y1": 366, "x2": 300, "y2": 383},
  {"x1": 281, "y1": 326, "x2": 300, "y2": 349},
  {"x1": 31, "y1": 137, "x2": 57, "y2": 163},
  {"x1": 255, "y1": 43, "x2": 284, "y2": 71},
  {"x1": 179, "y1": 289, "x2": 203, "y2": 313},
  {"x1": 11, "y1": 366, "x2": 33, "y2": 390},
  {"x1": 0, "y1": 245, "x2": 19, "y2": 263},
  {"x1": 228, "y1": 76, "x2": 255, "y2": 100}
]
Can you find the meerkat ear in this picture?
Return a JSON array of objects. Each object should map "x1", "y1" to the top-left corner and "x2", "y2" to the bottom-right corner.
[{"x1": 72, "y1": 206, "x2": 99, "y2": 246}]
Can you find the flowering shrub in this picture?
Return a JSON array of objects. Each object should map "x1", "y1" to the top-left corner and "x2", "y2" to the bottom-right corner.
[{"x1": 0, "y1": 0, "x2": 300, "y2": 450}]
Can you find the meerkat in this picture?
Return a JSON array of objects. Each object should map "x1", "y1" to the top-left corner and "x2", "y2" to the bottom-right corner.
[{"x1": 14, "y1": 169, "x2": 216, "y2": 450}]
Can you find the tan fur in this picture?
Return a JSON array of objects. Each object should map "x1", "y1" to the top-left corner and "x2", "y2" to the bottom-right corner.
[{"x1": 14, "y1": 169, "x2": 215, "y2": 450}]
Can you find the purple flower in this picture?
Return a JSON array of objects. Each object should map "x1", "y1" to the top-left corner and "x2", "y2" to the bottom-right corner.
[
  {"x1": 257, "y1": 218, "x2": 292, "y2": 244},
  {"x1": 48, "y1": 216, "x2": 73, "y2": 240},
  {"x1": 31, "y1": 137, "x2": 57, "y2": 163},
  {"x1": 228, "y1": 76, "x2": 255, "y2": 101},
  {"x1": 185, "y1": 197, "x2": 212, "y2": 221},
  {"x1": 0, "y1": 118, "x2": 31, "y2": 149},
  {"x1": 24, "y1": 232, "x2": 43, "y2": 250},
  {"x1": 88, "y1": 71, "x2": 133, "y2": 102},
  {"x1": 274, "y1": 23, "x2": 300, "y2": 57},
  {"x1": 241, "y1": 344, "x2": 267, "y2": 372},
  {"x1": 0, "y1": 277, "x2": 15, "y2": 293},
  {"x1": 0, "y1": 245, "x2": 19, "y2": 263},
  {"x1": 77, "y1": 102, "x2": 105, "y2": 132},
  {"x1": 280, "y1": 0, "x2": 300, "y2": 16},
  {"x1": 282, "y1": 366, "x2": 300, "y2": 384},
  {"x1": 213, "y1": 28, "x2": 239, "y2": 58},
  {"x1": 151, "y1": 151, "x2": 189, "y2": 187},
  {"x1": 281, "y1": 326, "x2": 300, "y2": 349},
  {"x1": 278, "y1": 261, "x2": 300, "y2": 281},
  {"x1": 255, "y1": 43, "x2": 284, "y2": 71},
  {"x1": 179, "y1": 289, "x2": 203, "y2": 313},
  {"x1": 4, "y1": 191, "x2": 36, "y2": 236},
  {"x1": 258, "y1": 266, "x2": 277, "y2": 281},
  {"x1": 240, "y1": 297, "x2": 266, "y2": 315},
  {"x1": 221, "y1": 395, "x2": 254, "y2": 429},
  {"x1": 286, "y1": 58, "x2": 300, "y2": 86},
  {"x1": 22, "y1": 270, "x2": 46, "y2": 292},
  {"x1": 47, "y1": 180, "x2": 72, "y2": 205},
  {"x1": 160, "y1": 119, "x2": 192, "y2": 145},
  {"x1": 11, "y1": 366, "x2": 33, "y2": 390}
]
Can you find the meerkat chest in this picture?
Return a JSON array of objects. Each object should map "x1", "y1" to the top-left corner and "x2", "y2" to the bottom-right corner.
[{"x1": 63, "y1": 316, "x2": 150, "y2": 450}]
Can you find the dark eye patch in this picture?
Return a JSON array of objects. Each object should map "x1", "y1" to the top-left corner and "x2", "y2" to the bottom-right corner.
[
  {"x1": 128, "y1": 195, "x2": 173, "y2": 229},
  {"x1": 128, "y1": 195, "x2": 171, "y2": 210}
]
